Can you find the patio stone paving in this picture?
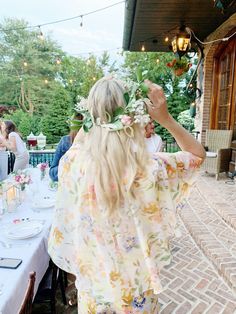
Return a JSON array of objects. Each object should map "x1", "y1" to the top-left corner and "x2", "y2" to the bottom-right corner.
[{"x1": 159, "y1": 172, "x2": 236, "y2": 313}]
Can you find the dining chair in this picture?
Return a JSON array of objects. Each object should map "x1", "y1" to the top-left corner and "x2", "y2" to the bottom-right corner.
[
  {"x1": 202, "y1": 129, "x2": 233, "y2": 179},
  {"x1": 18, "y1": 271, "x2": 36, "y2": 314},
  {"x1": 33, "y1": 260, "x2": 67, "y2": 314}
]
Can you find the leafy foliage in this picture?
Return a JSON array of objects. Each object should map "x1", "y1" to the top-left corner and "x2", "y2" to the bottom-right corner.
[
  {"x1": 0, "y1": 18, "x2": 63, "y2": 115},
  {"x1": 177, "y1": 109, "x2": 195, "y2": 131},
  {"x1": 39, "y1": 86, "x2": 73, "y2": 143},
  {"x1": 3, "y1": 109, "x2": 40, "y2": 139},
  {"x1": 122, "y1": 51, "x2": 196, "y2": 140},
  {"x1": 0, "y1": 18, "x2": 197, "y2": 144}
]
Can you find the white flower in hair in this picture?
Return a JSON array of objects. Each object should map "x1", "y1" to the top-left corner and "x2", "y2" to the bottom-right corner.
[
  {"x1": 73, "y1": 71, "x2": 152, "y2": 134},
  {"x1": 75, "y1": 96, "x2": 87, "y2": 111}
]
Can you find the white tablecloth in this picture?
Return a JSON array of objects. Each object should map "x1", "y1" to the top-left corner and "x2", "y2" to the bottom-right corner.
[{"x1": 0, "y1": 174, "x2": 55, "y2": 314}]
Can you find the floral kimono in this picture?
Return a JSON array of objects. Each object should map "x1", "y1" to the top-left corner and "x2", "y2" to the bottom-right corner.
[{"x1": 48, "y1": 142, "x2": 202, "y2": 313}]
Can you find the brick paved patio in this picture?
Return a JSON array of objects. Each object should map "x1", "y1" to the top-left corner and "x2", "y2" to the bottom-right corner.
[{"x1": 159, "y1": 172, "x2": 236, "y2": 314}]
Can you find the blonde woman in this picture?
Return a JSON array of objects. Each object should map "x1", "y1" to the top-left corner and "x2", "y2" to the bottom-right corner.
[
  {"x1": 48, "y1": 78, "x2": 205, "y2": 313},
  {"x1": 0, "y1": 120, "x2": 29, "y2": 171}
]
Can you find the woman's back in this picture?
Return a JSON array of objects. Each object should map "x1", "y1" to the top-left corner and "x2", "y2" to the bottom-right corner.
[
  {"x1": 9, "y1": 132, "x2": 27, "y2": 155},
  {"x1": 48, "y1": 77, "x2": 205, "y2": 313},
  {"x1": 49, "y1": 141, "x2": 202, "y2": 312}
]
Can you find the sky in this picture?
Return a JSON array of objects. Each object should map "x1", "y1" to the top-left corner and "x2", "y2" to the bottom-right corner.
[{"x1": 1, "y1": 0, "x2": 125, "y2": 58}]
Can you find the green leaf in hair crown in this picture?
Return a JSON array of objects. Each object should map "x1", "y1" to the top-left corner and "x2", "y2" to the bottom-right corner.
[{"x1": 73, "y1": 76, "x2": 150, "y2": 134}]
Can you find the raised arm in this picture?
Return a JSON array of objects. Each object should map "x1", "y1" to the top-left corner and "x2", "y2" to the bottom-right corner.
[{"x1": 145, "y1": 80, "x2": 206, "y2": 160}]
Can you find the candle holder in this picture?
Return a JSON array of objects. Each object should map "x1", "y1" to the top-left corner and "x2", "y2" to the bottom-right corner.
[{"x1": 2, "y1": 183, "x2": 20, "y2": 213}]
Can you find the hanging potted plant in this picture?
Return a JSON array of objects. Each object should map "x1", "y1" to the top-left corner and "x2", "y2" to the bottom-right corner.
[{"x1": 166, "y1": 58, "x2": 192, "y2": 76}]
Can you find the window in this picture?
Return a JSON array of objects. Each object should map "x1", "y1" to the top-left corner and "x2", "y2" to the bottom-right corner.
[{"x1": 211, "y1": 34, "x2": 236, "y2": 138}]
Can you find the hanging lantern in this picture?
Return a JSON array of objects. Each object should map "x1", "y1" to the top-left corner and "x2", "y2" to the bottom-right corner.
[{"x1": 172, "y1": 26, "x2": 191, "y2": 58}]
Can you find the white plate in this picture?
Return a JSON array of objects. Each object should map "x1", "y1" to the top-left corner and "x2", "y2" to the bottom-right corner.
[
  {"x1": 31, "y1": 197, "x2": 55, "y2": 209},
  {"x1": 4, "y1": 221, "x2": 43, "y2": 240}
]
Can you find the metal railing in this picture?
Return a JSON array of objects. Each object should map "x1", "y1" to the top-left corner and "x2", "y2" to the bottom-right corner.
[
  {"x1": 8, "y1": 151, "x2": 55, "y2": 173},
  {"x1": 163, "y1": 131, "x2": 200, "y2": 153}
]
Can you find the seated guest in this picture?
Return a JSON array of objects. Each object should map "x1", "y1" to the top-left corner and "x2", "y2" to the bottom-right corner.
[
  {"x1": 49, "y1": 113, "x2": 82, "y2": 182},
  {"x1": 145, "y1": 119, "x2": 163, "y2": 153}
]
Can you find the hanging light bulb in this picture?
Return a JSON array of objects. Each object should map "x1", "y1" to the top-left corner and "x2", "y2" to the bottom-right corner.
[
  {"x1": 69, "y1": 79, "x2": 73, "y2": 83},
  {"x1": 23, "y1": 61, "x2": 28, "y2": 67},
  {"x1": 56, "y1": 58, "x2": 61, "y2": 65},
  {"x1": 93, "y1": 77, "x2": 96, "y2": 81},
  {"x1": 38, "y1": 26, "x2": 44, "y2": 40},
  {"x1": 140, "y1": 42, "x2": 145, "y2": 51},
  {"x1": 164, "y1": 36, "x2": 169, "y2": 42},
  {"x1": 156, "y1": 58, "x2": 160, "y2": 63},
  {"x1": 44, "y1": 79, "x2": 48, "y2": 84},
  {"x1": 117, "y1": 48, "x2": 123, "y2": 55},
  {"x1": 80, "y1": 15, "x2": 83, "y2": 27}
]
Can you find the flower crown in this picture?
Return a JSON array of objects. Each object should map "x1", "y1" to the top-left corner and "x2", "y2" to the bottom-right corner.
[{"x1": 71, "y1": 73, "x2": 151, "y2": 134}]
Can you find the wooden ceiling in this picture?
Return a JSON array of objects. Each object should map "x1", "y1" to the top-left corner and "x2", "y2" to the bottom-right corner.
[{"x1": 123, "y1": 0, "x2": 236, "y2": 51}]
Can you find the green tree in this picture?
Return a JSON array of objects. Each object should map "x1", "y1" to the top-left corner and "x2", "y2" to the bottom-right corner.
[
  {"x1": 0, "y1": 18, "x2": 64, "y2": 114},
  {"x1": 122, "y1": 51, "x2": 195, "y2": 139},
  {"x1": 58, "y1": 53, "x2": 109, "y2": 103},
  {"x1": 3, "y1": 109, "x2": 40, "y2": 139},
  {"x1": 40, "y1": 86, "x2": 73, "y2": 144}
]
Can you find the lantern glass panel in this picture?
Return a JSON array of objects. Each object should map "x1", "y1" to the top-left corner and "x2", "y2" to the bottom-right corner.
[
  {"x1": 171, "y1": 37, "x2": 177, "y2": 53},
  {"x1": 2, "y1": 183, "x2": 20, "y2": 213}
]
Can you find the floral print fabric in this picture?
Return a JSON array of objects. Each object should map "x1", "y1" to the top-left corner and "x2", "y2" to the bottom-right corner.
[
  {"x1": 48, "y1": 145, "x2": 202, "y2": 313},
  {"x1": 77, "y1": 289, "x2": 159, "y2": 314}
]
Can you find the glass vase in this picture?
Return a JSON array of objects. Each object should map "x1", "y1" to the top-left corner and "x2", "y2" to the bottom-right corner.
[
  {"x1": 40, "y1": 170, "x2": 46, "y2": 181},
  {"x1": 19, "y1": 186, "x2": 26, "y2": 204}
]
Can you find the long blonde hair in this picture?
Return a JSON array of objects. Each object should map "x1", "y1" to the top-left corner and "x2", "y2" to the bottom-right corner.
[{"x1": 81, "y1": 77, "x2": 150, "y2": 212}]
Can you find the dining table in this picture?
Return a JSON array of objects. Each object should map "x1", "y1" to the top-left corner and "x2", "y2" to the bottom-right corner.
[{"x1": 0, "y1": 168, "x2": 56, "y2": 314}]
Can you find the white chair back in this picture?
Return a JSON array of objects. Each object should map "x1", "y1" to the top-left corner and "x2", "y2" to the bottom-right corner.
[{"x1": 0, "y1": 151, "x2": 8, "y2": 181}]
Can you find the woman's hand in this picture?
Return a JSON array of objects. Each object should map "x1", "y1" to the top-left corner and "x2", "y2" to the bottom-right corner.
[
  {"x1": 144, "y1": 80, "x2": 205, "y2": 160},
  {"x1": 144, "y1": 80, "x2": 171, "y2": 127}
]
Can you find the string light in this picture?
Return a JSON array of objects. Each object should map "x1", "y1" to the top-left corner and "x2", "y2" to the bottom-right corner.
[
  {"x1": 141, "y1": 43, "x2": 145, "y2": 51},
  {"x1": 156, "y1": 58, "x2": 160, "y2": 63},
  {"x1": 80, "y1": 16, "x2": 83, "y2": 27},
  {"x1": 69, "y1": 79, "x2": 73, "y2": 83},
  {"x1": 23, "y1": 61, "x2": 28, "y2": 67},
  {"x1": 56, "y1": 58, "x2": 61, "y2": 65},
  {"x1": 164, "y1": 36, "x2": 169, "y2": 42},
  {"x1": 44, "y1": 79, "x2": 48, "y2": 84},
  {"x1": 37, "y1": 26, "x2": 44, "y2": 40},
  {"x1": 93, "y1": 76, "x2": 96, "y2": 81},
  {"x1": 0, "y1": 1, "x2": 125, "y2": 32},
  {"x1": 190, "y1": 28, "x2": 236, "y2": 45}
]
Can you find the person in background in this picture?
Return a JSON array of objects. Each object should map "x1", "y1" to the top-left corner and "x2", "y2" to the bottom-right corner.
[
  {"x1": 49, "y1": 112, "x2": 83, "y2": 182},
  {"x1": 145, "y1": 119, "x2": 163, "y2": 153},
  {"x1": 0, "y1": 120, "x2": 29, "y2": 171},
  {"x1": 48, "y1": 78, "x2": 205, "y2": 313}
]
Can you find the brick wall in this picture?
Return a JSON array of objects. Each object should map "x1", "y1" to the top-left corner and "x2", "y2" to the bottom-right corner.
[{"x1": 195, "y1": 13, "x2": 236, "y2": 145}]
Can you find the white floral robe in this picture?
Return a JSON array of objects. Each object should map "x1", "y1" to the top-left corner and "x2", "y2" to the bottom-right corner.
[{"x1": 48, "y1": 143, "x2": 202, "y2": 313}]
